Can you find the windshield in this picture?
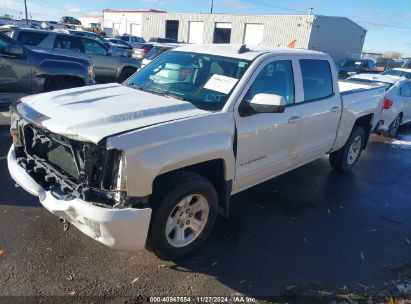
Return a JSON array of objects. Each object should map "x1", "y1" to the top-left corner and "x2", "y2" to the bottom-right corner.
[
  {"x1": 337, "y1": 60, "x2": 363, "y2": 69},
  {"x1": 125, "y1": 51, "x2": 251, "y2": 111},
  {"x1": 381, "y1": 69, "x2": 411, "y2": 79}
]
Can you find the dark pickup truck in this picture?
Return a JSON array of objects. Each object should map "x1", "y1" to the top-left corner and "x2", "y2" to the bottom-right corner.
[{"x1": 0, "y1": 32, "x2": 95, "y2": 110}]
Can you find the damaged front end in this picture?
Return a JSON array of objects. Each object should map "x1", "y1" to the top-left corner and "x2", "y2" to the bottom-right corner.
[{"x1": 10, "y1": 103, "x2": 128, "y2": 208}]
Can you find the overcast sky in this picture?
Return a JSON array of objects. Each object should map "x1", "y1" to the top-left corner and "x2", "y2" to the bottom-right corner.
[{"x1": 2, "y1": 0, "x2": 411, "y2": 56}]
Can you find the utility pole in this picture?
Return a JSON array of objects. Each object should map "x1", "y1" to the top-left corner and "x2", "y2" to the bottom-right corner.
[
  {"x1": 24, "y1": 0, "x2": 28, "y2": 24},
  {"x1": 210, "y1": 0, "x2": 213, "y2": 14}
]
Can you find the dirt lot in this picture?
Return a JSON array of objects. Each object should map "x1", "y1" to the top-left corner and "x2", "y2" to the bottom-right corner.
[{"x1": 1, "y1": 125, "x2": 411, "y2": 303}]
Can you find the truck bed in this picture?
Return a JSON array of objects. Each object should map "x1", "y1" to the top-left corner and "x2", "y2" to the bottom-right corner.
[
  {"x1": 338, "y1": 80, "x2": 383, "y2": 95},
  {"x1": 331, "y1": 80, "x2": 385, "y2": 152}
]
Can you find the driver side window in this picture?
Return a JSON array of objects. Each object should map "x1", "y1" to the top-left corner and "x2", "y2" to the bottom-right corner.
[
  {"x1": 82, "y1": 39, "x2": 108, "y2": 56},
  {"x1": 244, "y1": 60, "x2": 295, "y2": 105}
]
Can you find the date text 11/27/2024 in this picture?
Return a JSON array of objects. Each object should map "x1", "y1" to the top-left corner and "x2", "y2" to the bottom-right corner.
[{"x1": 148, "y1": 296, "x2": 257, "y2": 303}]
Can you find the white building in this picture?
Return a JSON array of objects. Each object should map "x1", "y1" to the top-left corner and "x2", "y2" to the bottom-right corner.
[
  {"x1": 103, "y1": 9, "x2": 164, "y2": 38},
  {"x1": 102, "y1": 11, "x2": 366, "y2": 61},
  {"x1": 79, "y1": 15, "x2": 104, "y2": 28}
]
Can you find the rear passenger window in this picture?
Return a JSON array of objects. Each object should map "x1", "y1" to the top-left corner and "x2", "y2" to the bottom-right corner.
[
  {"x1": 400, "y1": 84, "x2": 411, "y2": 97},
  {"x1": 53, "y1": 35, "x2": 83, "y2": 52},
  {"x1": 300, "y1": 59, "x2": 333, "y2": 101},
  {"x1": 244, "y1": 60, "x2": 295, "y2": 105},
  {"x1": 17, "y1": 31, "x2": 48, "y2": 46}
]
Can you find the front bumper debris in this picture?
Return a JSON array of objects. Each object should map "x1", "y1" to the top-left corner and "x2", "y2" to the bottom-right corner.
[{"x1": 8, "y1": 145, "x2": 152, "y2": 251}]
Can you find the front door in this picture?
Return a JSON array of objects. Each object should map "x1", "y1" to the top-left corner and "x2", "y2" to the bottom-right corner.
[
  {"x1": 233, "y1": 58, "x2": 302, "y2": 192},
  {"x1": 81, "y1": 38, "x2": 118, "y2": 83},
  {"x1": 0, "y1": 35, "x2": 31, "y2": 109}
]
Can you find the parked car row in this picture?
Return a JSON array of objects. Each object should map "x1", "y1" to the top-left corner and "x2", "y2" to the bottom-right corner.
[
  {"x1": 115, "y1": 34, "x2": 179, "y2": 60},
  {"x1": 336, "y1": 58, "x2": 378, "y2": 79},
  {"x1": 0, "y1": 22, "x2": 184, "y2": 112},
  {"x1": 0, "y1": 32, "x2": 94, "y2": 111},
  {"x1": 1, "y1": 27, "x2": 140, "y2": 84}
]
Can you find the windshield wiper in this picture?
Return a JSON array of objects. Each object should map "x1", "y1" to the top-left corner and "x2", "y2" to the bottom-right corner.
[
  {"x1": 144, "y1": 89, "x2": 187, "y2": 101},
  {"x1": 126, "y1": 84, "x2": 187, "y2": 101},
  {"x1": 125, "y1": 83, "x2": 144, "y2": 91}
]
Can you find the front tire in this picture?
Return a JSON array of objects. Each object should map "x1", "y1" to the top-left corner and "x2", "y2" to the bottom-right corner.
[
  {"x1": 329, "y1": 126, "x2": 365, "y2": 172},
  {"x1": 382, "y1": 114, "x2": 402, "y2": 138},
  {"x1": 149, "y1": 172, "x2": 218, "y2": 260},
  {"x1": 118, "y1": 67, "x2": 137, "y2": 83}
]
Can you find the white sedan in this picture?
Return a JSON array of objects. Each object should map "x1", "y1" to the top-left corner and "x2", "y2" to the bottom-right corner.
[
  {"x1": 381, "y1": 68, "x2": 411, "y2": 79},
  {"x1": 348, "y1": 73, "x2": 411, "y2": 137}
]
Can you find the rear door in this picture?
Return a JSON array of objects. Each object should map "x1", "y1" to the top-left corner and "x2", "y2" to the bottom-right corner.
[
  {"x1": 296, "y1": 58, "x2": 341, "y2": 163},
  {"x1": 80, "y1": 38, "x2": 117, "y2": 83}
]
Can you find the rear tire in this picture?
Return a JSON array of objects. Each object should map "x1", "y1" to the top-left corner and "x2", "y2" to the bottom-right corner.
[
  {"x1": 118, "y1": 67, "x2": 137, "y2": 83},
  {"x1": 329, "y1": 126, "x2": 365, "y2": 172},
  {"x1": 381, "y1": 114, "x2": 402, "y2": 138},
  {"x1": 148, "y1": 172, "x2": 218, "y2": 260}
]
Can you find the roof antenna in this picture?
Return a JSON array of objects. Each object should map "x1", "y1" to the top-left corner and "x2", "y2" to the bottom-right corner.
[{"x1": 238, "y1": 44, "x2": 249, "y2": 54}]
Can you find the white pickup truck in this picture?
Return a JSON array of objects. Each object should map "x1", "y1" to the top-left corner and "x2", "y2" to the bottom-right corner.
[{"x1": 8, "y1": 44, "x2": 384, "y2": 260}]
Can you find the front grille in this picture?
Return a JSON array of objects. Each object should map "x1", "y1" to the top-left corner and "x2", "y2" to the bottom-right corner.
[
  {"x1": 21, "y1": 124, "x2": 80, "y2": 181},
  {"x1": 46, "y1": 143, "x2": 79, "y2": 179},
  {"x1": 12, "y1": 110, "x2": 122, "y2": 206}
]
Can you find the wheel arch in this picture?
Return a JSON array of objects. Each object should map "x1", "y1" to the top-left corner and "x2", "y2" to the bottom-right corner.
[
  {"x1": 116, "y1": 65, "x2": 138, "y2": 81},
  {"x1": 33, "y1": 75, "x2": 85, "y2": 93},
  {"x1": 152, "y1": 159, "x2": 232, "y2": 218},
  {"x1": 353, "y1": 113, "x2": 373, "y2": 149}
]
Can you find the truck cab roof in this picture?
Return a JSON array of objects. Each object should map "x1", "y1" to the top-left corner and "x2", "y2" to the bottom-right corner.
[{"x1": 173, "y1": 44, "x2": 327, "y2": 61}]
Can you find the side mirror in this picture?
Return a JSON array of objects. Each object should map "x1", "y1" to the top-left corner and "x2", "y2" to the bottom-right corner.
[
  {"x1": 107, "y1": 49, "x2": 112, "y2": 56},
  {"x1": 248, "y1": 93, "x2": 286, "y2": 114},
  {"x1": 4, "y1": 44, "x2": 25, "y2": 58}
]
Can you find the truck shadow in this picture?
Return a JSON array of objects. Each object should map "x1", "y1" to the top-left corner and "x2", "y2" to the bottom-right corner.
[{"x1": 168, "y1": 135, "x2": 411, "y2": 297}]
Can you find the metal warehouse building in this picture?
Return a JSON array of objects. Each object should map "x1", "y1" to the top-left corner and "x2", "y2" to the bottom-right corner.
[{"x1": 103, "y1": 10, "x2": 366, "y2": 61}]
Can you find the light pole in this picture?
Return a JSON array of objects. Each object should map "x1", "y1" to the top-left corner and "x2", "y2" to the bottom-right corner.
[
  {"x1": 210, "y1": 0, "x2": 213, "y2": 14},
  {"x1": 24, "y1": 0, "x2": 28, "y2": 24}
]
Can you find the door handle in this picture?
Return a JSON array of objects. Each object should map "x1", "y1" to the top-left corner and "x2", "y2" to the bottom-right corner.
[
  {"x1": 288, "y1": 116, "x2": 301, "y2": 124},
  {"x1": 330, "y1": 106, "x2": 341, "y2": 112}
]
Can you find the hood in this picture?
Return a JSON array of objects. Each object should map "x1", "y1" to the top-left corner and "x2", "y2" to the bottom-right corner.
[{"x1": 17, "y1": 83, "x2": 211, "y2": 144}]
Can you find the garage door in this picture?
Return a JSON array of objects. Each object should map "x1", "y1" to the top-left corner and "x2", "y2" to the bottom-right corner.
[
  {"x1": 243, "y1": 23, "x2": 264, "y2": 45},
  {"x1": 188, "y1": 21, "x2": 204, "y2": 44},
  {"x1": 130, "y1": 23, "x2": 141, "y2": 36}
]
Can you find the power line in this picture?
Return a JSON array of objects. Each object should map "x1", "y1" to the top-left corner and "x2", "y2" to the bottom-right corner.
[
  {"x1": 241, "y1": 0, "x2": 306, "y2": 14},
  {"x1": 34, "y1": 0, "x2": 65, "y2": 11},
  {"x1": 354, "y1": 20, "x2": 411, "y2": 31}
]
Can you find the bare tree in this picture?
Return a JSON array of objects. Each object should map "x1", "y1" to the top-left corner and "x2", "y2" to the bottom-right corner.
[{"x1": 383, "y1": 51, "x2": 402, "y2": 59}]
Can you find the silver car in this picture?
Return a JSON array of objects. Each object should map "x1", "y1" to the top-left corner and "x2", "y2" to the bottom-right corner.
[{"x1": 54, "y1": 29, "x2": 131, "y2": 58}]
